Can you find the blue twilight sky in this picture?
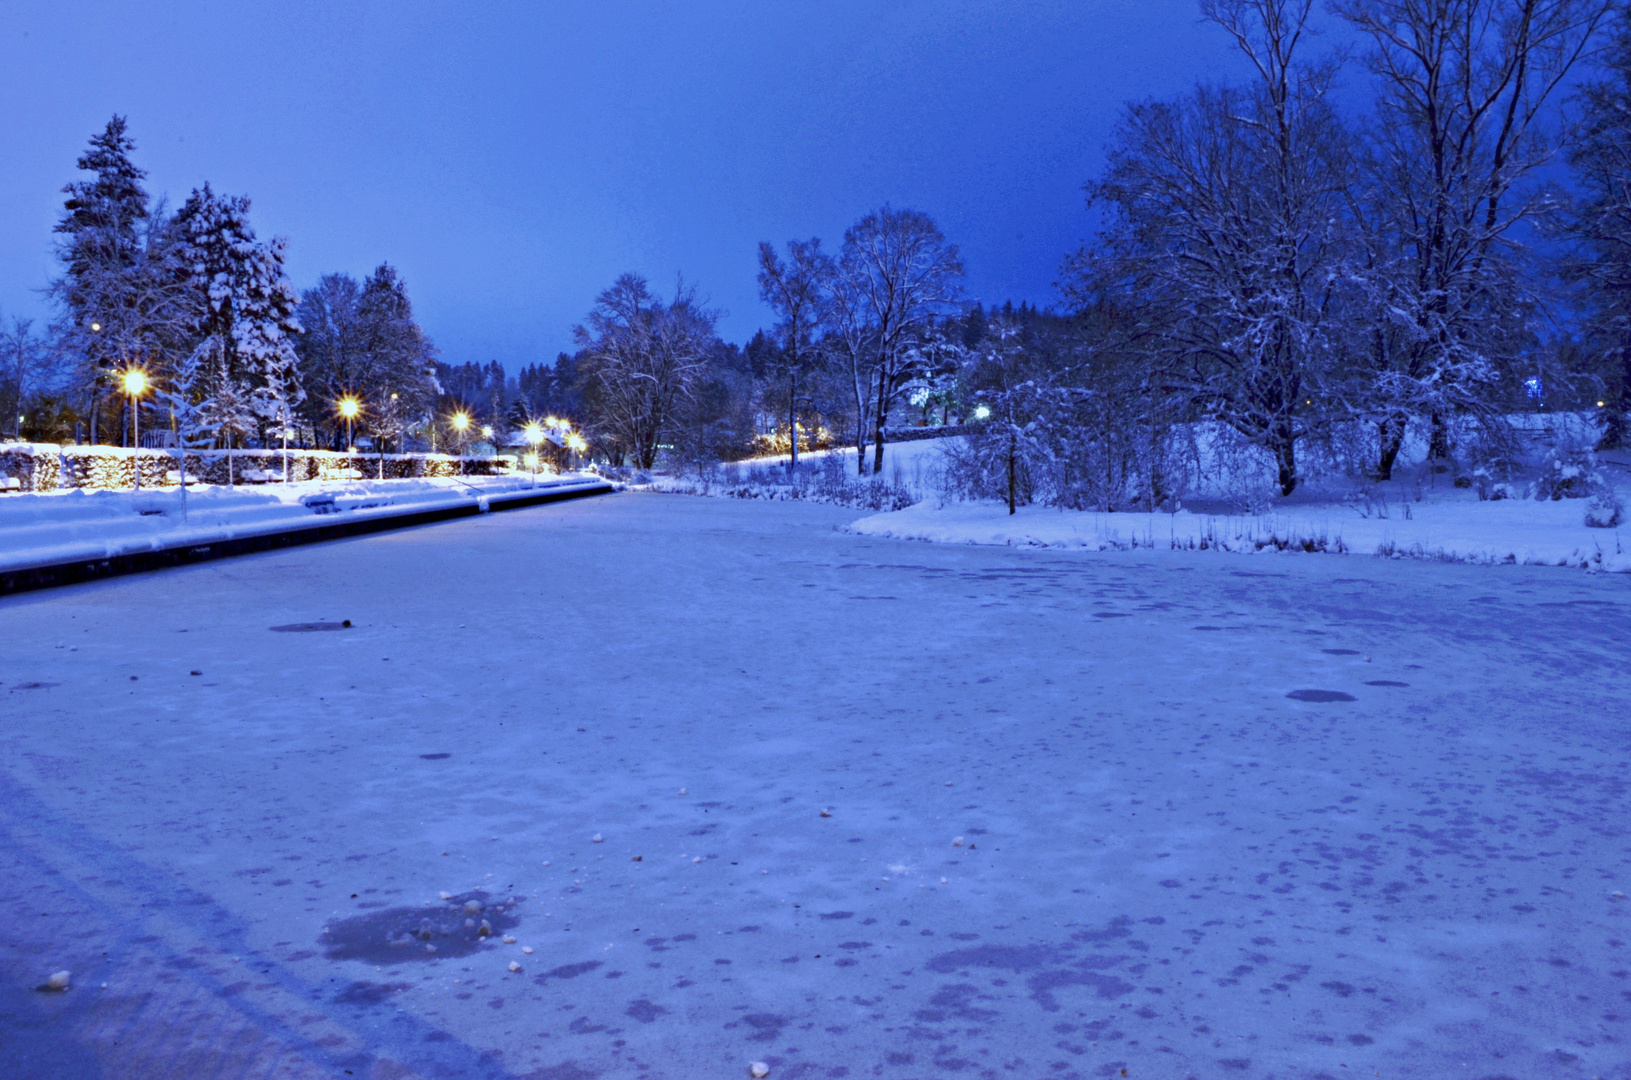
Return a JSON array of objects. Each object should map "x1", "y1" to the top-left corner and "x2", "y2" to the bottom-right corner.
[{"x1": 0, "y1": 1, "x2": 1270, "y2": 371}]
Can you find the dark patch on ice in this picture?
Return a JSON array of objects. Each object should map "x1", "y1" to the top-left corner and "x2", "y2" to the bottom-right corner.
[
  {"x1": 917, "y1": 983, "x2": 998, "y2": 1022},
  {"x1": 1217, "y1": 1059, "x2": 1252, "y2": 1071},
  {"x1": 926, "y1": 943, "x2": 1060, "y2": 973},
  {"x1": 1347, "y1": 1033, "x2": 1374, "y2": 1045},
  {"x1": 320, "y1": 890, "x2": 520, "y2": 963},
  {"x1": 1092, "y1": 612, "x2": 1130, "y2": 618},
  {"x1": 10, "y1": 682, "x2": 59, "y2": 690},
  {"x1": 419, "y1": 753, "x2": 451, "y2": 759},
  {"x1": 1321, "y1": 648, "x2": 1360, "y2": 655},
  {"x1": 1028, "y1": 968, "x2": 1135, "y2": 1010},
  {"x1": 525, "y1": 1060, "x2": 601, "y2": 1079},
  {"x1": 819, "y1": 911, "x2": 854, "y2": 920},
  {"x1": 741, "y1": 1013, "x2": 786, "y2": 1041},
  {"x1": 1192, "y1": 626, "x2": 1224, "y2": 631},
  {"x1": 270, "y1": 621, "x2": 350, "y2": 632},
  {"x1": 1287, "y1": 689, "x2": 1357, "y2": 702},
  {"x1": 335, "y1": 980, "x2": 410, "y2": 1005},
  {"x1": 538, "y1": 961, "x2": 604, "y2": 982},
  {"x1": 1365, "y1": 680, "x2": 1410, "y2": 687},
  {"x1": 624, "y1": 998, "x2": 668, "y2": 1023}
]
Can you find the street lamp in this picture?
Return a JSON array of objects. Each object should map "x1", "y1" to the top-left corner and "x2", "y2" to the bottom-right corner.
[
  {"x1": 451, "y1": 411, "x2": 470, "y2": 475},
  {"x1": 122, "y1": 368, "x2": 148, "y2": 492},
  {"x1": 338, "y1": 396, "x2": 361, "y2": 456},
  {"x1": 524, "y1": 421, "x2": 544, "y2": 487}
]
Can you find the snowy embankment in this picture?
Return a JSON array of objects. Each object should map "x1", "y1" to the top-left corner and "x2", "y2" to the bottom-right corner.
[
  {"x1": 851, "y1": 495, "x2": 1631, "y2": 572},
  {"x1": 0, "y1": 473, "x2": 611, "y2": 576}
]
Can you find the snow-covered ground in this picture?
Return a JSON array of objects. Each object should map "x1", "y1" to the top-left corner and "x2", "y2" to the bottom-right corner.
[
  {"x1": 701, "y1": 435, "x2": 1631, "y2": 573},
  {"x1": 0, "y1": 473, "x2": 609, "y2": 575},
  {"x1": 852, "y1": 493, "x2": 1631, "y2": 571},
  {"x1": 2, "y1": 492, "x2": 1628, "y2": 1079}
]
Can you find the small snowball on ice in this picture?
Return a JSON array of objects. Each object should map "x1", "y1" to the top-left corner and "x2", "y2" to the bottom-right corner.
[
  {"x1": 478, "y1": 920, "x2": 492, "y2": 937},
  {"x1": 940, "y1": 877, "x2": 948, "y2": 884},
  {"x1": 541, "y1": 861, "x2": 550, "y2": 867},
  {"x1": 424, "y1": 944, "x2": 437, "y2": 953},
  {"x1": 522, "y1": 946, "x2": 534, "y2": 954},
  {"x1": 693, "y1": 857, "x2": 703, "y2": 864},
  {"x1": 678, "y1": 788, "x2": 687, "y2": 795},
  {"x1": 749, "y1": 1063, "x2": 770, "y2": 1078},
  {"x1": 952, "y1": 837, "x2": 965, "y2": 847},
  {"x1": 439, "y1": 891, "x2": 453, "y2": 900},
  {"x1": 820, "y1": 809, "x2": 832, "y2": 818},
  {"x1": 1614, "y1": 891, "x2": 1626, "y2": 899},
  {"x1": 503, "y1": 935, "x2": 516, "y2": 944},
  {"x1": 464, "y1": 900, "x2": 483, "y2": 914},
  {"x1": 507, "y1": 961, "x2": 522, "y2": 972},
  {"x1": 592, "y1": 833, "x2": 603, "y2": 843},
  {"x1": 44, "y1": 971, "x2": 70, "y2": 991}
]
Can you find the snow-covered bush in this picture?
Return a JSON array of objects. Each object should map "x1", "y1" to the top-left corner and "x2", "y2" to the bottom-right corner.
[
  {"x1": 1584, "y1": 475, "x2": 1624, "y2": 528},
  {"x1": 1532, "y1": 449, "x2": 1598, "y2": 501}
]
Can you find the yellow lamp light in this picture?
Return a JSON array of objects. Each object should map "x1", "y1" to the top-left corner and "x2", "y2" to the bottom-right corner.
[
  {"x1": 451, "y1": 411, "x2": 470, "y2": 431},
  {"x1": 122, "y1": 369, "x2": 147, "y2": 396},
  {"x1": 338, "y1": 396, "x2": 360, "y2": 419}
]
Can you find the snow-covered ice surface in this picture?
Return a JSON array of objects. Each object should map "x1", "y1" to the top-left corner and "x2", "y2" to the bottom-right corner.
[
  {"x1": 0, "y1": 473, "x2": 608, "y2": 575},
  {"x1": 850, "y1": 496, "x2": 1631, "y2": 572},
  {"x1": 1, "y1": 491, "x2": 1628, "y2": 1079}
]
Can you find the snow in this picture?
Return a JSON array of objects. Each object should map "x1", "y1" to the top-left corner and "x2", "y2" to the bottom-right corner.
[
  {"x1": 851, "y1": 493, "x2": 1631, "y2": 572},
  {"x1": 0, "y1": 472, "x2": 609, "y2": 575},
  {"x1": 1, "y1": 492, "x2": 1628, "y2": 1079}
]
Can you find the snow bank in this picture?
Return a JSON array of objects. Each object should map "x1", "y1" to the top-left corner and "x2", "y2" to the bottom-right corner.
[
  {"x1": 0, "y1": 473, "x2": 609, "y2": 576},
  {"x1": 850, "y1": 494, "x2": 1631, "y2": 572}
]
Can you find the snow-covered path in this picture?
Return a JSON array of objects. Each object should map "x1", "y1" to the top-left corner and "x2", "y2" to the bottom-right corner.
[{"x1": 1, "y1": 492, "x2": 1627, "y2": 1080}]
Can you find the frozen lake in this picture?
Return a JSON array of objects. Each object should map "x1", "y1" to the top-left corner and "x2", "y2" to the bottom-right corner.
[{"x1": 1, "y1": 491, "x2": 1628, "y2": 1080}]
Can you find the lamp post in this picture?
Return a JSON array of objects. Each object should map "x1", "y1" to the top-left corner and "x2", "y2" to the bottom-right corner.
[
  {"x1": 524, "y1": 421, "x2": 544, "y2": 488},
  {"x1": 338, "y1": 396, "x2": 360, "y2": 469},
  {"x1": 451, "y1": 411, "x2": 470, "y2": 475},
  {"x1": 122, "y1": 368, "x2": 147, "y2": 492}
]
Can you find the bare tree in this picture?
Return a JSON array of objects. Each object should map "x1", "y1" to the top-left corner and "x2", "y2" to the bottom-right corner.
[
  {"x1": 1334, "y1": 0, "x2": 1613, "y2": 474},
  {"x1": 835, "y1": 207, "x2": 964, "y2": 475},
  {"x1": 756, "y1": 238, "x2": 832, "y2": 471},
  {"x1": 575, "y1": 274, "x2": 718, "y2": 470},
  {"x1": 1567, "y1": 6, "x2": 1631, "y2": 448},
  {"x1": 1077, "y1": 0, "x2": 1353, "y2": 495}
]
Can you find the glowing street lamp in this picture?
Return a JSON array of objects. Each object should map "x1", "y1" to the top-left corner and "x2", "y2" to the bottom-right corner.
[
  {"x1": 122, "y1": 368, "x2": 148, "y2": 492},
  {"x1": 338, "y1": 396, "x2": 361, "y2": 454},
  {"x1": 973, "y1": 404, "x2": 991, "y2": 421},
  {"x1": 450, "y1": 411, "x2": 471, "y2": 474},
  {"x1": 524, "y1": 421, "x2": 544, "y2": 486}
]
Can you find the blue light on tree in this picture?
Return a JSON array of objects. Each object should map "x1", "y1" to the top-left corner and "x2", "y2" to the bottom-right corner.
[{"x1": 1523, "y1": 376, "x2": 1544, "y2": 400}]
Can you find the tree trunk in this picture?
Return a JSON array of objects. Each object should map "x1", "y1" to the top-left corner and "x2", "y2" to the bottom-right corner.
[
  {"x1": 1007, "y1": 432, "x2": 1016, "y2": 516},
  {"x1": 1427, "y1": 411, "x2": 1451, "y2": 463},
  {"x1": 1274, "y1": 430, "x2": 1297, "y2": 497},
  {"x1": 89, "y1": 389, "x2": 101, "y2": 444},
  {"x1": 1376, "y1": 414, "x2": 1407, "y2": 480},
  {"x1": 788, "y1": 372, "x2": 798, "y2": 472},
  {"x1": 871, "y1": 366, "x2": 887, "y2": 475}
]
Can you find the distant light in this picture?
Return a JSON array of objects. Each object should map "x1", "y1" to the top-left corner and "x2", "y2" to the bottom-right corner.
[
  {"x1": 566, "y1": 433, "x2": 587, "y2": 452},
  {"x1": 338, "y1": 396, "x2": 361, "y2": 419},
  {"x1": 1599, "y1": 401, "x2": 1608, "y2": 408},
  {"x1": 90, "y1": 322, "x2": 101, "y2": 332},
  {"x1": 524, "y1": 452, "x2": 539, "y2": 468},
  {"x1": 545, "y1": 416, "x2": 559, "y2": 427},
  {"x1": 390, "y1": 393, "x2": 398, "y2": 400},
  {"x1": 1523, "y1": 376, "x2": 1543, "y2": 400},
  {"x1": 973, "y1": 405, "x2": 991, "y2": 420},
  {"x1": 524, "y1": 422, "x2": 544, "y2": 446},
  {"x1": 122, "y1": 369, "x2": 147, "y2": 396},
  {"x1": 451, "y1": 411, "x2": 470, "y2": 431},
  {"x1": 480, "y1": 425, "x2": 494, "y2": 439}
]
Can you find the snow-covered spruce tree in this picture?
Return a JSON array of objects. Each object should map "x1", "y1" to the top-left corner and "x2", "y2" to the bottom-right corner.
[
  {"x1": 293, "y1": 273, "x2": 364, "y2": 446},
  {"x1": 1567, "y1": 5, "x2": 1631, "y2": 450},
  {"x1": 1071, "y1": 0, "x2": 1355, "y2": 497},
  {"x1": 154, "y1": 345, "x2": 216, "y2": 510},
  {"x1": 355, "y1": 264, "x2": 438, "y2": 452},
  {"x1": 834, "y1": 207, "x2": 964, "y2": 476},
  {"x1": 195, "y1": 342, "x2": 258, "y2": 485},
  {"x1": 49, "y1": 116, "x2": 183, "y2": 443},
  {"x1": 574, "y1": 274, "x2": 718, "y2": 470},
  {"x1": 172, "y1": 184, "x2": 304, "y2": 448},
  {"x1": 1335, "y1": 0, "x2": 1612, "y2": 475}
]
